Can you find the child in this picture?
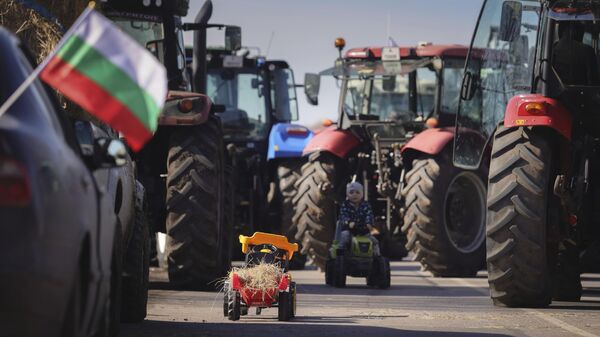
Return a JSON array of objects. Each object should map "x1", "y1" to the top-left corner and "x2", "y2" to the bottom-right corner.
[{"x1": 337, "y1": 182, "x2": 381, "y2": 256}]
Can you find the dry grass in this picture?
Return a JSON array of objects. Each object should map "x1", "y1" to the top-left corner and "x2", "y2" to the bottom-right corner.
[
  {"x1": 228, "y1": 263, "x2": 284, "y2": 293},
  {"x1": 0, "y1": 0, "x2": 94, "y2": 120},
  {"x1": 0, "y1": 0, "x2": 62, "y2": 63}
]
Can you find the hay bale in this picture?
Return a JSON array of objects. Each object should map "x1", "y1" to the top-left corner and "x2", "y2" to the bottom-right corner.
[
  {"x1": 0, "y1": 0, "x2": 94, "y2": 121},
  {"x1": 0, "y1": 0, "x2": 62, "y2": 63},
  {"x1": 229, "y1": 263, "x2": 284, "y2": 292}
]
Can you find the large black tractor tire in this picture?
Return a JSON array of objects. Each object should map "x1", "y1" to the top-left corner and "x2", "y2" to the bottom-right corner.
[
  {"x1": 275, "y1": 160, "x2": 307, "y2": 270},
  {"x1": 292, "y1": 152, "x2": 338, "y2": 270},
  {"x1": 486, "y1": 126, "x2": 554, "y2": 307},
  {"x1": 165, "y1": 117, "x2": 230, "y2": 289},
  {"x1": 121, "y1": 191, "x2": 150, "y2": 323},
  {"x1": 401, "y1": 152, "x2": 487, "y2": 277}
]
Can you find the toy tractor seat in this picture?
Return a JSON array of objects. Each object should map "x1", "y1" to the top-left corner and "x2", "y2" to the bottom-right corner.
[
  {"x1": 245, "y1": 244, "x2": 287, "y2": 266},
  {"x1": 239, "y1": 232, "x2": 299, "y2": 268}
]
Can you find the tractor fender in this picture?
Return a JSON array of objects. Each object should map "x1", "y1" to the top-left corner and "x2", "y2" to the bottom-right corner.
[
  {"x1": 267, "y1": 123, "x2": 314, "y2": 160},
  {"x1": 158, "y1": 90, "x2": 212, "y2": 126},
  {"x1": 401, "y1": 127, "x2": 455, "y2": 155},
  {"x1": 504, "y1": 94, "x2": 572, "y2": 140},
  {"x1": 302, "y1": 126, "x2": 360, "y2": 158}
]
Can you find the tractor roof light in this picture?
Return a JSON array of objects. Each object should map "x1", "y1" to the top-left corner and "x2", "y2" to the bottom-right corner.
[{"x1": 335, "y1": 37, "x2": 346, "y2": 50}]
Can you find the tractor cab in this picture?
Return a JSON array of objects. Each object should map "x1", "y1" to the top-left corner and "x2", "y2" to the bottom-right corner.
[
  {"x1": 305, "y1": 39, "x2": 468, "y2": 146},
  {"x1": 454, "y1": 0, "x2": 600, "y2": 169},
  {"x1": 205, "y1": 49, "x2": 301, "y2": 149}
]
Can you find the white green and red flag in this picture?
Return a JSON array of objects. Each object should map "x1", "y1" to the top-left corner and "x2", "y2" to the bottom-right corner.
[{"x1": 40, "y1": 8, "x2": 167, "y2": 151}]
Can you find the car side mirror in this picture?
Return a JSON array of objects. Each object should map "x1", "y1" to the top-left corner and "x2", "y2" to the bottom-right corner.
[
  {"x1": 95, "y1": 138, "x2": 128, "y2": 168},
  {"x1": 304, "y1": 73, "x2": 320, "y2": 106}
]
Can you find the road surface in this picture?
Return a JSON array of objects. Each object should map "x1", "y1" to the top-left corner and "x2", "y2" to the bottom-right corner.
[{"x1": 121, "y1": 262, "x2": 600, "y2": 337}]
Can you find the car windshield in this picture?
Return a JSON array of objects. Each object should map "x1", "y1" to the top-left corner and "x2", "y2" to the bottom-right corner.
[
  {"x1": 341, "y1": 64, "x2": 436, "y2": 122},
  {"x1": 207, "y1": 69, "x2": 268, "y2": 141}
]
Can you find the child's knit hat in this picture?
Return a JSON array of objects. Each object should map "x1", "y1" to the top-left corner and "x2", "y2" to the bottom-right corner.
[{"x1": 346, "y1": 181, "x2": 364, "y2": 198}]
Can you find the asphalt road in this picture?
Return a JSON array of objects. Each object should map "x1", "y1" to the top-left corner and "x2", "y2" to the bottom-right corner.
[{"x1": 121, "y1": 262, "x2": 600, "y2": 337}]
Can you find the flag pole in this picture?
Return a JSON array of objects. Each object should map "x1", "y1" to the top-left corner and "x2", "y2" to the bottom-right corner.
[{"x1": 0, "y1": 7, "x2": 94, "y2": 119}]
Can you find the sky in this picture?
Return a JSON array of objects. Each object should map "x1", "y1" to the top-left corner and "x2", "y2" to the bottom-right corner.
[{"x1": 183, "y1": 0, "x2": 484, "y2": 128}]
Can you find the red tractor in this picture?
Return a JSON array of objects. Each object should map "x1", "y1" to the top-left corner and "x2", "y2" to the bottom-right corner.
[
  {"x1": 455, "y1": 0, "x2": 600, "y2": 306},
  {"x1": 295, "y1": 39, "x2": 488, "y2": 276}
]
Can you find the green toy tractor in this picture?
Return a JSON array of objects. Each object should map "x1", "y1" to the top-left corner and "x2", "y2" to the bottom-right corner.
[{"x1": 325, "y1": 225, "x2": 391, "y2": 288}]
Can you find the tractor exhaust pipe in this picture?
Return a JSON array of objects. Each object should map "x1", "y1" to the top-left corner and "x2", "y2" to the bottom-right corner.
[{"x1": 193, "y1": 0, "x2": 213, "y2": 94}]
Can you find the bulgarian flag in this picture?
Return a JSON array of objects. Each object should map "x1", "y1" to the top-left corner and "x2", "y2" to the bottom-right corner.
[{"x1": 40, "y1": 8, "x2": 167, "y2": 151}]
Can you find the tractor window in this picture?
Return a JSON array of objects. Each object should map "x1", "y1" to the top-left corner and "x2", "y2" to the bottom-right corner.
[
  {"x1": 109, "y1": 14, "x2": 165, "y2": 62},
  {"x1": 416, "y1": 67, "x2": 436, "y2": 117},
  {"x1": 455, "y1": 0, "x2": 541, "y2": 168},
  {"x1": 207, "y1": 70, "x2": 268, "y2": 141},
  {"x1": 270, "y1": 69, "x2": 299, "y2": 122},
  {"x1": 440, "y1": 58, "x2": 465, "y2": 115}
]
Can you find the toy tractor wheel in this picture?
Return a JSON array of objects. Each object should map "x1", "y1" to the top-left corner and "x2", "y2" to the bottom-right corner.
[
  {"x1": 222, "y1": 281, "x2": 230, "y2": 317},
  {"x1": 377, "y1": 256, "x2": 391, "y2": 289},
  {"x1": 289, "y1": 281, "x2": 297, "y2": 318},
  {"x1": 227, "y1": 289, "x2": 241, "y2": 321},
  {"x1": 325, "y1": 259, "x2": 334, "y2": 286},
  {"x1": 333, "y1": 256, "x2": 346, "y2": 288},
  {"x1": 401, "y1": 151, "x2": 487, "y2": 277},
  {"x1": 278, "y1": 291, "x2": 292, "y2": 321}
]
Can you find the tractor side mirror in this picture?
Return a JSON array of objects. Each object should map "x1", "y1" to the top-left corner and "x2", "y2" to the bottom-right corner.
[
  {"x1": 499, "y1": 1, "x2": 522, "y2": 42},
  {"x1": 304, "y1": 73, "x2": 320, "y2": 106},
  {"x1": 225, "y1": 25, "x2": 242, "y2": 51},
  {"x1": 460, "y1": 71, "x2": 477, "y2": 101}
]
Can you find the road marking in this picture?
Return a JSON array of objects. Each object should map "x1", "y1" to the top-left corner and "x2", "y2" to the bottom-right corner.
[{"x1": 525, "y1": 310, "x2": 599, "y2": 337}]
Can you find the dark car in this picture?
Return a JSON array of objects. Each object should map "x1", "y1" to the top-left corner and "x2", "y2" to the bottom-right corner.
[{"x1": 0, "y1": 27, "x2": 122, "y2": 337}]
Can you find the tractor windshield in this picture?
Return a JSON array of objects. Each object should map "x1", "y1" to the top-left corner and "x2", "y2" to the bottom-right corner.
[
  {"x1": 207, "y1": 69, "x2": 268, "y2": 141},
  {"x1": 341, "y1": 63, "x2": 436, "y2": 122},
  {"x1": 108, "y1": 13, "x2": 165, "y2": 62}
]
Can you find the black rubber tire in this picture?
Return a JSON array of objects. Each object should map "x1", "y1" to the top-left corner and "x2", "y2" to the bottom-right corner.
[
  {"x1": 61, "y1": 264, "x2": 83, "y2": 337},
  {"x1": 165, "y1": 117, "x2": 230, "y2": 289},
  {"x1": 377, "y1": 256, "x2": 391, "y2": 289},
  {"x1": 553, "y1": 240, "x2": 582, "y2": 301},
  {"x1": 486, "y1": 126, "x2": 553, "y2": 307},
  {"x1": 121, "y1": 189, "x2": 150, "y2": 323},
  {"x1": 333, "y1": 256, "x2": 346, "y2": 288},
  {"x1": 107, "y1": 220, "x2": 123, "y2": 337},
  {"x1": 278, "y1": 291, "x2": 291, "y2": 321},
  {"x1": 276, "y1": 160, "x2": 307, "y2": 270},
  {"x1": 227, "y1": 290, "x2": 241, "y2": 321},
  {"x1": 289, "y1": 282, "x2": 297, "y2": 318},
  {"x1": 401, "y1": 153, "x2": 487, "y2": 277},
  {"x1": 292, "y1": 152, "x2": 338, "y2": 270},
  {"x1": 222, "y1": 282, "x2": 230, "y2": 317},
  {"x1": 325, "y1": 259, "x2": 334, "y2": 286}
]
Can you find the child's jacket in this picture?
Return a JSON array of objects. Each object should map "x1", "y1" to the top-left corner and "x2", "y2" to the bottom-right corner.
[{"x1": 338, "y1": 200, "x2": 375, "y2": 235}]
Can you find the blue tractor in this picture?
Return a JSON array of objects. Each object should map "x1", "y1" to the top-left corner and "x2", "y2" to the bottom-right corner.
[{"x1": 203, "y1": 48, "x2": 313, "y2": 267}]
